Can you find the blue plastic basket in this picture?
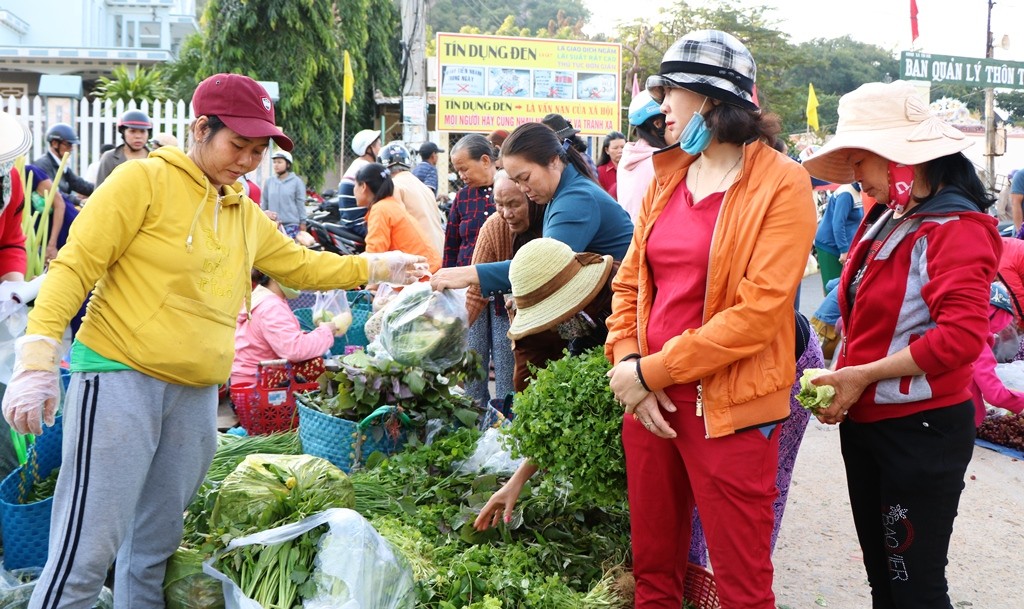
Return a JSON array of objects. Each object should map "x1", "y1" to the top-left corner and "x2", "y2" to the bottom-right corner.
[
  {"x1": 297, "y1": 402, "x2": 408, "y2": 472},
  {"x1": 0, "y1": 416, "x2": 64, "y2": 570}
]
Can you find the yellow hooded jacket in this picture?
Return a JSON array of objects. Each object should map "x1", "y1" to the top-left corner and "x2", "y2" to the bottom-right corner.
[{"x1": 27, "y1": 146, "x2": 368, "y2": 386}]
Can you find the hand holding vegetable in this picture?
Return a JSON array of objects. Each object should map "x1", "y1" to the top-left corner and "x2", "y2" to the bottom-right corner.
[
  {"x1": 315, "y1": 310, "x2": 353, "y2": 336},
  {"x1": 2, "y1": 335, "x2": 62, "y2": 435},
  {"x1": 361, "y1": 251, "x2": 429, "y2": 285},
  {"x1": 806, "y1": 366, "x2": 871, "y2": 425},
  {"x1": 474, "y1": 476, "x2": 527, "y2": 531}
]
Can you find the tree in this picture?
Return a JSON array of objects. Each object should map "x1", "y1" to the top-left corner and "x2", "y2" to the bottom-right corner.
[
  {"x1": 93, "y1": 65, "x2": 172, "y2": 104},
  {"x1": 427, "y1": 0, "x2": 590, "y2": 36},
  {"x1": 167, "y1": 0, "x2": 401, "y2": 190},
  {"x1": 997, "y1": 90, "x2": 1024, "y2": 125}
]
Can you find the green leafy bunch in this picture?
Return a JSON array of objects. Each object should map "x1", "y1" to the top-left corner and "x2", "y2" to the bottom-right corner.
[
  {"x1": 307, "y1": 349, "x2": 484, "y2": 424},
  {"x1": 502, "y1": 348, "x2": 626, "y2": 506}
]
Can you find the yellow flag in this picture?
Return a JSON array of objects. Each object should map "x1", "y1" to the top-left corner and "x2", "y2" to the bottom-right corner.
[
  {"x1": 343, "y1": 50, "x2": 354, "y2": 104},
  {"x1": 806, "y1": 83, "x2": 819, "y2": 132}
]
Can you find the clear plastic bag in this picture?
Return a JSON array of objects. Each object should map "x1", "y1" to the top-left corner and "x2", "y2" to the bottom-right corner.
[
  {"x1": 377, "y1": 283, "x2": 469, "y2": 372},
  {"x1": 455, "y1": 427, "x2": 524, "y2": 476},
  {"x1": 202, "y1": 508, "x2": 414, "y2": 609},
  {"x1": 0, "y1": 300, "x2": 29, "y2": 385},
  {"x1": 372, "y1": 284, "x2": 398, "y2": 313},
  {"x1": 312, "y1": 291, "x2": 353, "y2": 336}
]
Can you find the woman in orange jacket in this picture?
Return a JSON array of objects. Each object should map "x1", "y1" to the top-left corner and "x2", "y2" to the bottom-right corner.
[
  {"x1": 604, "y1": 31, "x2": 816, "y2": 609},
  {"x1": 356, "y1": 163, "x2": 442, "y2": 273}
]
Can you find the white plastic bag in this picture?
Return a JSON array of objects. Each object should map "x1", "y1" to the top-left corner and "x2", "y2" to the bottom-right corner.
[
  {"x1": 456, "y1": 427, "x2": 524, "y2": 476},
  {"x1": 202, "y1": 508, "x2": 414, "y2": 609},
  {"x1": 995, "y1": 360, "x2": 1024, "y2": 391}
]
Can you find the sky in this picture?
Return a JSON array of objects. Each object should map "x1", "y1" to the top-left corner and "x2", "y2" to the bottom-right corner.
[{"x1": 584, "y1": 0, "x2": 1024, "y2": 63}]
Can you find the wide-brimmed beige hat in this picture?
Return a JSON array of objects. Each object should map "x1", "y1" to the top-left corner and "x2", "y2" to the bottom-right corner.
[
  {"x1": 507, "y1": 238, "x2": 613, "y2": 340},
  {"x1": 0, "y1": 110, "x2": 31, "y2": 164},
  {"x1": 803, "y1": 81, "x2": 971, "y2": 184}
]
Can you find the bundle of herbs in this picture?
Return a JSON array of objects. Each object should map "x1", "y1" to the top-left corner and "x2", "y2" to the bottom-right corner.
[
  {"x1": 22, "y1": 467, "x2": 59, "y2": 503},
  {"x1": 502, "y1": 348, "x2": 627, "y2": 506},
  {"x1": 349, "y1": 427, "x2": 632, "y2": 608}
]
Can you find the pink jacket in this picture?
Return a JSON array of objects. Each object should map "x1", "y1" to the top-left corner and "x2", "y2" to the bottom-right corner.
[
  {"x1": 971, "y1": 307, "x2": 1024, "y2": 426},
  {"x1": 231, "y1": 285, "x2": 334, "y2": 388},
  {"x1": 615, "y1": 140, "x2": 659, "y2": 222}
]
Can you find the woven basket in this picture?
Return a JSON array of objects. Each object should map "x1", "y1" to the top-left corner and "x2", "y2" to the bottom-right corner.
[
  {"x1": 682, "y1": 563, "x2": 720, "y2": 609},
  {"x1": 297, "y1": 401, "x2": 408, "y2": 473},
  {"x1": 0, "y1": 416, "x2": 64, "y2": 570}
]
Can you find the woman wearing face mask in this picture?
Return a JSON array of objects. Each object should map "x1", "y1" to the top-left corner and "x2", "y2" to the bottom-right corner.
[
  {"x1": 604, "y1": 31, "x2": 816, "y2": 609},
  {"x1": 617, "y1": 91, "x2": 668, "y2": 222},
  {"x1": 803, "y1": 80, "x2": 1001, "y2": 609},
  {"x1": 229, "y1": 269, "x2": 342, "y2": 421},
  {"x1": 431, "y1": 122, "x2": 634, "y2": 296},
  {"x1": 1, "y1": 74, "x2": 427, "y2": 609}
]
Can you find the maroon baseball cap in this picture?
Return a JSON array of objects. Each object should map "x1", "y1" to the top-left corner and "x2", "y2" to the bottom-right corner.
[{"x1": 191, "y1": 74, "x2": 293, "y2": 151}]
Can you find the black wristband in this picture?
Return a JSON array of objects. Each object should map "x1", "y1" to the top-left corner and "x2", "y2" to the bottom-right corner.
[
  {"x1": 635, "y1": 359, "x2": 651, "y2": 392},
  {"x1": 620, "y1": 353, "x2": 641, "y2": 363}
]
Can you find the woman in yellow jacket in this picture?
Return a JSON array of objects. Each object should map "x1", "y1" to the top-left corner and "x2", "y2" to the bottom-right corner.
[
  {"x1": 356, "y1": 162, "x2": 442, "y2": 273},
  {"x1": 1, "y1": 74, "x2": 426, "y2": 609},
  {"x1": 605, "y1": 31, "x2": 816, "y2": 609}
]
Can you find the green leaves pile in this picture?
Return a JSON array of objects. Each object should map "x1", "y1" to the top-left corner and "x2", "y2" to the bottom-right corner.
[
  {"x1": 305, "y1": 349, "x2": 484, "y2": 428},
  {"x1": 796, "y1": 368, "x2": 836, "y2": 414},
  {"x1": 350, "y1": 428, "x2": 632, "y2": 608},
  {"x1": 502, "y1": 348, "x2": 626, "y2": 506}
]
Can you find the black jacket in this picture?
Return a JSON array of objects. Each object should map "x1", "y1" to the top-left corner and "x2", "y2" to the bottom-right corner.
[{"x1": 32, "y1": 152, "x2": 94, "y2": 199}]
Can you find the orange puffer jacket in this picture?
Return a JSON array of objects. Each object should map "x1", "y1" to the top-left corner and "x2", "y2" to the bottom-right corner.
[{"x1": 605, "y1": 140, "x2": 816, "y2": 438}]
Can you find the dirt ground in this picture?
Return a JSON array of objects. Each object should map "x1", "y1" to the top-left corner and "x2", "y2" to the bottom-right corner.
[{"x1": 770, "y1": 421, "x2": 1024, "y2": 609}]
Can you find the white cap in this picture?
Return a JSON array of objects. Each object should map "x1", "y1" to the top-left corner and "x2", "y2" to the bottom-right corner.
[{"x1": 351, "y1": 129, "x2": 382, "y2": 157}]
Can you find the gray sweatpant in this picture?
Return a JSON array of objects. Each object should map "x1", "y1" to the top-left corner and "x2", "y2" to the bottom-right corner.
[{"x1": 29, "y1": 370, "x2": 218, "y2": 609}]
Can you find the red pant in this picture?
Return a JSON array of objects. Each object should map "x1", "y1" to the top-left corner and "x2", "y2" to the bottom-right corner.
[{"x1": 623, "y1": 405, "x2": 779, "y2": 609}]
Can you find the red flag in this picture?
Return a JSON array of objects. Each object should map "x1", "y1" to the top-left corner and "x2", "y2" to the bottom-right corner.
[
  {"x1": 631, "y1": 73, "x2": 640, "y2": 97},
  {"x1": 910, "y1": 0, "x2": 920, "y2": 42}
]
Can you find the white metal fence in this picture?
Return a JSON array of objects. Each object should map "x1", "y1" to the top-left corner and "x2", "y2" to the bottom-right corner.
[{"x1": 1, "y1": 95, "x2": 271, "y2": 184}]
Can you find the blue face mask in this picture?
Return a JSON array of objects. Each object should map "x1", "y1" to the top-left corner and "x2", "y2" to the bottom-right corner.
[{"x1": 679, "y1": 98, "x2": 711, "y2": 155}]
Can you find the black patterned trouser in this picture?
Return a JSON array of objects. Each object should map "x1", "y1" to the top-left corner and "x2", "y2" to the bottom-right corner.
[{"x1": 839, "y1": 400, "x2": 975, "y2": 609}]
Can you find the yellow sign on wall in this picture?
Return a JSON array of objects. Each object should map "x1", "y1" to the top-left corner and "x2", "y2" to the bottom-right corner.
[{"x1": 436, "y1": 33, "x2": 622, "y2": 135}]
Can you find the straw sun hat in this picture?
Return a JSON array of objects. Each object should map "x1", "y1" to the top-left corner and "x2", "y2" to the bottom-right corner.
[
  {"x1": 802, "y1": 80, "x2": 972, "y2": 185},
  {"x1": 0, "y1": 110, "x2": 31, "y2": 164},
  {"x1": 506, "y1": 238, "x2": 613, "y2": 341}
]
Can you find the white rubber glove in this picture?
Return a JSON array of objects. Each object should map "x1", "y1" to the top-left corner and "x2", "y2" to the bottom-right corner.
[
  {"x1": 361, "y1": 251, "x2": 430, "y2": 285},
  {"x1": 2, "y1": 335, "x2": 62, "y2": 435}
]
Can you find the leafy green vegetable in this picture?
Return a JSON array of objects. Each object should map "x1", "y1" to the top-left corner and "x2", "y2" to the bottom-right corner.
[
  {"x1": 163, "y1": 547, "x2": 225, "y2": 609},
  {"x1": 379, "y1": 284, "x2": 469, "y2": 371},
  {"x1": 23, "y1": 467, "x2": 59, "y2": 503},
  {"x1": 210, "y1": 454, "x2": 354, "y2": 535},
  {"x1": 502, "y1": 348, "x2": 626, "y2": 506},
  {"x1": 796, "y1": 368, "x2": 836, "y2": 413}
]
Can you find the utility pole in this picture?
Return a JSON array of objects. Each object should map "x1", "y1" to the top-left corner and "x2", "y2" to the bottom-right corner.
[
  {"x1": 985, "y1": 0, "x2": 997, "y2": 193},
  {"x1": 401, "y1": 0, "x2": 428, "y2": 149}
]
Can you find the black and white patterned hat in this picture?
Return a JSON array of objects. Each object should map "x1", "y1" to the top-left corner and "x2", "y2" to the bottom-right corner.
[{"x1": 646, "y1": 30, "x2": 757, "y2": 110}]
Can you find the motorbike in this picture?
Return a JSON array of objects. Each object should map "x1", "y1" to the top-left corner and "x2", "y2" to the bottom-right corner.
[{"x1": 305, "y1": 214, "x2": 366, "y2": 255}]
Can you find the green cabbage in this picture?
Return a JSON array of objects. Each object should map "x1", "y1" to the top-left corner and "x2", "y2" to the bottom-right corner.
[{"x1": 796, "y1": 368, "x2": 836, "y2": 413}]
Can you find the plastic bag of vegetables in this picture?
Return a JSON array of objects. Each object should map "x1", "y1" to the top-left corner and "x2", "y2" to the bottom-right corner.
[
  {"x1": 210, "y1": 454, "x2": 355, "y2": 533},
  {"x1": 163, "y1": 548, "x2": 225, "y2": 609},
  {"x1": 312, "y1": 290, "x2": 354, "y2": 336},
  {"x1": 202, "y1": 508, "x2": 414, "y2": 609},
  {"x1": 377, "y1": 283, "x2": 469, "y2": 372}
]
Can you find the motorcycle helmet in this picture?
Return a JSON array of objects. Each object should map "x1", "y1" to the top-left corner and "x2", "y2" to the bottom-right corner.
[
  {"x1": 272, "y1": 150, "x2": 293, "y2": 166},
  {"x1": 991, "y1": 282, "x2": 1015, "y2": 316},
  {"x1": 628, "y1": 91, "x2": 662, "y2": 126},
  {"x1": 378, "y1": 141, "x2": 412, "y2": 170},
  {"x1": 117, "y1": 110, "x2": 153, "y2": 136},
  {"x1": 45, "y1": 123, "x2": 80, "y2": 145}
]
